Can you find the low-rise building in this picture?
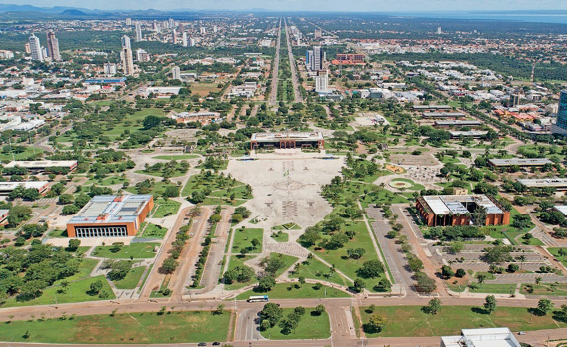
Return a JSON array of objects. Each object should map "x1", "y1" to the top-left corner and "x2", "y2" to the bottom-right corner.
[
  {"x1": 517, "y1": 178, "x2": 567, "y2": 190},
  {"x1": 441, "y1": 328, "x2": 520, "y2": 347},
  {"x1": 67, "y1": 195, "x2": 154, "y2": 238},
  {"x1": 251, "y1": 132, "x2": 324, "y2": 150},
  {"x1": 416, "y1": 194, "x2": 510, "y2": 227},
  {"x1": 0, "y1": 181, "x2": 49, "y2": 195},
  {"x1": 488, "y1": 158, "x2": 553, "y2": 168},
  {"x1": 4, "y1": 160, "x2": 77, "y2": 173}
]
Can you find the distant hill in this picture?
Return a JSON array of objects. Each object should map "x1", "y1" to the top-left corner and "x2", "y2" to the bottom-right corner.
[{"x1": 60, "y1": 9, "x2": 88, "y2": 16}]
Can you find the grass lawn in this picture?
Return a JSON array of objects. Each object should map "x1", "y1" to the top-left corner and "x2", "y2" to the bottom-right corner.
[
  {"x1": 272, "y1": 223, "x2": 301, "y2": 230},
  {"x1": 269, "y1": 253, "x2": 299, "y2": 278},
  {"x1": 0, "y1": 310, "x2": 232, "y2": 343},
  {"x1": 224, "y1": 255, "x2": 257, "y2": 290},
  {"x1": 92, "y1": 243, "x2": 160, "y2": 259},
  {"x1": 1, "y1": 275, "x2": 114, "y2": 308},
  {"x1": 290, "y1": 257, "x2": 352, "y2": 287},
  {"x1": 521, "y1": 283, "x2": 567, "y2": 296},
  {"x1": 153, "y1": 154, "x2": 199, "y2": 160},
  {"x1": 309, "y1": 221, "x2": 382, "y2": 283},
  {"x1": 390, "y1": 178, "x2": 425, "y2": 191},
  {"x1": 113, "y1": 266, "x2": 146, "y2": 289},
  {"x1": 138, "y1": 223, "x2": 168, "y2": 239},
  {"x1": 270, "y1": 231, "x2": 289, "y2": 242},
  {"x1": 360, "y1": 306, "x2": 567, "y2": 337},
  {"x1": 237, "y1": 283, "x2": 350, "y2": 300},
  {"x1": 548, "y1": 248, "x2": 567, "y2": 267},
  {"x1": 54, "y1": 258, "x2": 99, "y2": 285},
  {"x1": 151, "y1": 198, "x2": 181, "y2": 218},
  {"x1": 232, "y1": 228, "x2": 263, "y2": 253},
  {"x1": 126, "y1": 181, "x2": 181, "y2": 196},
  {"x1": 468, "y1": 283, "x2": 517, "y2": 294},
  {"x1": 0, "y1": 146, "x2": 44, "y2": 161},
  {"x1": 259, "y1": 308, "x2": 331, "y2": 340}
]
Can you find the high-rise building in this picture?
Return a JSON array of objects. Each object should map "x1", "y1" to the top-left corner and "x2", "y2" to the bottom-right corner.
[
  {"x1": 189, "y1": 37, "x2": 197, "y2": 47},
  {"x1": 312, "y1": 46, "x2": 324, "y2": 71},
  {"x1": 24, "y1": 42, "x2": 31, "y2": 54},
  {"x1": 213, "y1": 25, "x2": 218, "y2": 33},
  {"x1": 46, "y1": 31, "x2": 61, "y2": 61},
  {"x1": 437, "y1": 26, "x2": 442, "y2": 34},
  {"x1": 168, "y1": 18, "x2": 175, "y2": 28},
  {"x1": 200, "y1": 26, "x2": 206, "y2": 34},
  {"x1": 135, "y1": 48, "x2": 149, "y2": 62},
  {"x1": 121, "y1": 47, "x2": 134, "y2": 76},
  {"x1": 135, "y1": 22, "x2": 143, "y2": 42},
  {"x1": 104, "y1": 62, "x2": 117, "y2": 76},
  {"x1": 552, "y1": 90, "x2": 567, "y2": 136},
  {"x1": 121, "y1": 35, "x2": 131, "y2": 50},
  {"x1": 178, "y1": 23, "x2": 184, "y2": 32},
  {"x1": 28, "y1": 34, "x2": 43, "y2": 61},
  {"x1": 182, "y1": 32, "x2": 188, "y2": 47},
  {"x1": 126, "y1": 18, "x2": 132, "y2": 26},
  {"x1": 314, "y1": 29, "x2": 322, "y2": 39},
  {"x1": 509, "y1": 93, "x2": 520, "y2": 107},
  {"x1": 315, "y1": 70, "x2": 328, "y2": 93},
  {"x1": 172, "y1": 29, "x2": 177, "y2": 44},
  {"x1": 171, "y1": 66, "x2": 181, "y2": 80},
  {"x1": 153, "y1": 21, "x2": 160, "y2": 33}
]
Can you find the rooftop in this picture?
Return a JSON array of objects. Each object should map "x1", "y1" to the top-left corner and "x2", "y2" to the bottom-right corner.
[
  {"x1": 441, "y1": 328, "x2": 520, "y2": 347},
  {"x1": 0, "y1": 181, "x2": 48, "y2": 191},
  {"x1": 488, "y1": 158, "x2": 553, "y2": 166},
  {"x1": 68, "y1": 195, "x2": 152, "y2": 225},
  {"x1": 251, "y1": 132, "x2": 324, "y2": 142},
  {"x1": 4, "y1": 160, "x2": 77, "y2": 168},
  {"x1": 422, "y1": 194, "x2": 503, "y2": 215},
  {"x1": 517, "y1": 178, "x2": 567, "y2": 188}
]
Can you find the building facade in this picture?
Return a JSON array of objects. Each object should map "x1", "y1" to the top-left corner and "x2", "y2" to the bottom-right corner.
[
  {"x1": 251, "y1": 132, "x2": 325, "y2": 150},
  {"x1": 46, "y1": 32, "x2": 61, "y2": 61},
  {"x1": 552, "y1": 90, "x2": 567, "y2": 136},
  {"x1": 416, "y1": 195, "x2": 510, "y2": 227},
  {"x1": 29, "y1": 34, "x2": 43, "y2": 61},
  {"x1": 67, "y1": 195, "x2": 154, "y2": 238}
]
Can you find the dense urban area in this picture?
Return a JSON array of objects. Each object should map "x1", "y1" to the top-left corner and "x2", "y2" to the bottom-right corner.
[{"x1": 0, "y1": 6, "x2": 566, "y2": 347}]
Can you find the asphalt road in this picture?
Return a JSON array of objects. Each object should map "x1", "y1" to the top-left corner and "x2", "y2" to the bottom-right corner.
[
  {"x1": 268, "y1": 19, "x2": 282, "y2": 106},
  {"x1": 283, "y1": 18, "x2": 302, "y2": 103}
]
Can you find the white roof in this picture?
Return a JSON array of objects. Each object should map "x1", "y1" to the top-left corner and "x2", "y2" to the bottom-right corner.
[
  {"x1": 442, "y1": 328, "x2": 520, "y2": 347},
  {"x1": 4, "y1": 160, "x2": 77, "y2": 168}
]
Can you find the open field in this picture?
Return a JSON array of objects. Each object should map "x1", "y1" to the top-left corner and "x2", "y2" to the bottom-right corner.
[
  {"x1": 0, "y1": 310, "x2": 232, "y2": 343},
  {"x1": 1, "y1": 276, "x2": 114, "y2": 308},
  {"x1": 259, "y1": 307, "x2": 331, "y2": 340},
  {"x1": 92, "y1": 243, "x2": 160, "y2": 259},
  {"x1": 113, "y1": 266, "x2": 146, "y2": 289},
  {"x1": 231, "y1": 228, "x2": 264, "y2": 253},
  {"x1": 360, "y1": 305, "x2": 567, "y2": 337}
]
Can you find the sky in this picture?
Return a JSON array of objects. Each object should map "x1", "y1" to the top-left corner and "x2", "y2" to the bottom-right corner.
[{"x1": 3, "y1": 0, "x2": 567, "y2": 12}]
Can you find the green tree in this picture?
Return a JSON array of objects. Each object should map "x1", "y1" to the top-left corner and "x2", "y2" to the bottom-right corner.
[
  {"x1": 484, "y1": 295, "x2": 497, "y2": 314},
  {"x1": 424, "y1": 298, "x2": 441, "y2": 315},
  {"x1": 537, "y1": 298, "x2": 554, "y2": 316},
  {"x1": 363, "y1": 314, "x2": 387, "y2": 333},
  {"x1": 257, "y1": 275, "x2": 276, "y2": 292}
]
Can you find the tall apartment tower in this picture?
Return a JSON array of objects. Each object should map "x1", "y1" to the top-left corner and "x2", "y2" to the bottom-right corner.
[
  {"x1": 182, "y1": 32, "x2": 188, "y2": 47},
  {"x1": 172, "y1": 29, "x2": 177, "y2": 44},
  {"x1": 552, "y1": 90, "x2": 567, "y2": 136},
  {"x1": 172, "y1": 66, "x2": 181, "y2": 80},
  {"x1": 126, "y1": 18, "x2": 132, "y2": 26},
  {"x1": 46, "y1": 31, "x2": 61, "y2": 61},
  {"x1": 315, "y1": 70, "x2": 328, "y2": 93},
  {"x1": 28, "y1": 34, "x2": 43, "y2": 61},
  {"x1": 120, "y1": 35, "x2": 134, "y2": 76},
  {"x1": 121, "y1": 35, "x2": 131, "y2": 50},
  {"x1": 312, "y1": 46, "x2": 324, "y2": 71},
  {"x1": 135, "y1": 22, "x2": 143, "y2": 42}
]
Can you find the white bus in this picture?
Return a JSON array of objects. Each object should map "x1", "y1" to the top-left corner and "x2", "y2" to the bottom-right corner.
[{"x1": 247, "y1": 295, "x2": 269, "y2": 302}]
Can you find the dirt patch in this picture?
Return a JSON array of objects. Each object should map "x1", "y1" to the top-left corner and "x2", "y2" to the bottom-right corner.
[{"x1": 385, "y1": 164, "x2": 405, "y2": 174}]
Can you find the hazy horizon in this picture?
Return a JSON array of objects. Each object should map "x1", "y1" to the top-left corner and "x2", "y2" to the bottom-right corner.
[{"x1": 2, "y1": 0, "x2": 567, "y2": 12}]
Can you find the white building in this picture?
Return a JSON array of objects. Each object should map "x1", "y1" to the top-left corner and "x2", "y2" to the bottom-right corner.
[
  {"x1": 315, "y1": 70, "x2": 328, "y2": 93},
  {"x1": 440, "y1": 328, "x2": 521, "y2": 347},
  {"x1": 121, "y1": 35, "x2": 131, "y2": 50},
  {"x1": 171, "y1": 66, "x2": 181, "y2": 80},
  {"x1": 103, "y1": 63, "x2": 117, "y2": 76},
  {"x1": 135, "y1": 22, "x2": 143, "y2": 42},
  {"x1": 0, "y1": 50, "x2": 14, "y2": 59},
  {"x1": 182, "y1": 32, "x2": 188, "y2": 47},
  {"x1": 28, "y1": 34, "x2": 43, "y2": 62},
  {"x1": 135, "y1": 49, "x2": 149, "y2": 62}
]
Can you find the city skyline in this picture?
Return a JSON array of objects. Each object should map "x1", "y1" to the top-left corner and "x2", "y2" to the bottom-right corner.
[{"x1": 2, "y1": 0, "x2": 567, "y2": 12}]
